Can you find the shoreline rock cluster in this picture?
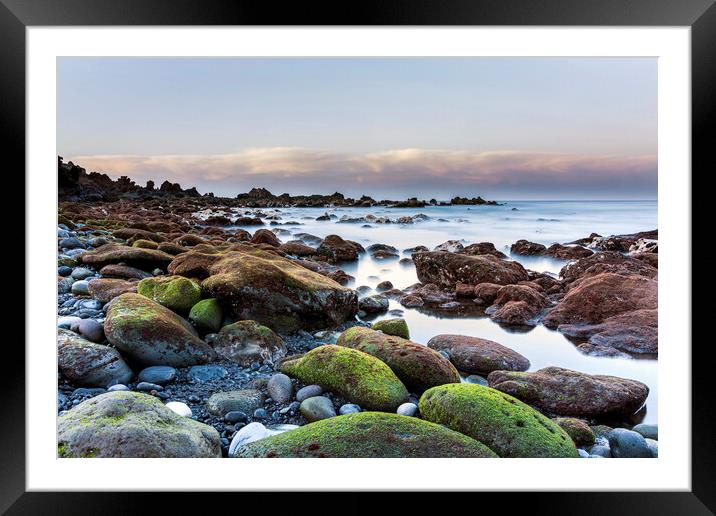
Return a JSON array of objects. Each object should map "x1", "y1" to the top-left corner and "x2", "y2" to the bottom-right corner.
[{"x1": 56, "y1": 159, "x2": 658, "y2": 459}]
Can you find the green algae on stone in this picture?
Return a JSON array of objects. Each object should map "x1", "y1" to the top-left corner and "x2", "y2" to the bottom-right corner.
[
  {"x1": 418, "y1": 383, "x2": 579, "y2": 458},
  {"x1": 336, "y1": 326, "x2": 459, "y2": 393},
  {"x1": 57, "y1": 391, "x2": 221, "y2": 458},
  {"x1": 553, "y1": 417, "x2": 596, "y2": 448},
  {"x1": 372, "y1": 318, "x2": 410, "y2": 339},
  {"x1": 132, "y1": 239, "x2": 159, "y2": 250},
  {"x1": 188, "y1": 298, "x2": 223, "y2": 333},
  {"x1": 233, "y1": 412, "x2": 497, "y2": 458},
  {"x1": 137, "y1": 275, "x2": 202, "y2": 314},
  {"x1": 104, "y1": 293, "x2": 215, "y2": 367},
  {"x1": 279, "y1": 345, "x2": 409, "y2": 411}
]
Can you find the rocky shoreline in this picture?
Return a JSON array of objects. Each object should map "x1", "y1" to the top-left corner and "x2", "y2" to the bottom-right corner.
[{"x1": 57, "y1": 159, "x2": 658, "y2": 459}]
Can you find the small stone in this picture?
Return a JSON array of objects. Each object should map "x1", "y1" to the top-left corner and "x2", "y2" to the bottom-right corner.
[
  {"x1": 267, "y1": 373, "x2": 293, "y2": 404},
  {"x1": 58, "y1": 265, "x2": 73, "y2": 276},
  {"x1": 300, "y1": 396, "x2": 337, "y2": 422},
  {"x1": 165, "y1": 401, "x2": 192, "y2": 417},
  {"x1": 225, "y1": 411, "x2": 248, "y2": 424},
  {"x1": 138, "y1": 366, "x2": 178, "y2": 386},
  {"x1": 376, "y1": 281, "x2": 393, "y2": 291},
  {"x1": 71, "y1": 280, "x2": 90, "y2": 296},
  {"x1": 296, "y1": 384, "x2": 323, "y2": 402},
  {"x1": 136, "y1": 382, "x2": 164, "y2": 392},
  {"x1": 107, "y1": 384, "x2": 129, "y2": 392},
  {"x1": 396, "y1": 402, "x2": 418, "y2": 417},
  {"x1": 77, "y1": 318, "x2": 104, "y2": 343},
  {"x1": 465, "y1": 375, "x2": 488, "y2": 386},
  {"x1": 632, "y1": 423, "x2": 658, "y2": 440},
  {"x1": 72, "y1": 387, "x2": 105, "y2": 398},
  {"x1": 338, "y1": 403, "x2": 361, "y2": 415},
  {"x1": 645, "y1": 438, "x2": 658, "y2": 458},
  {"x1": 187, "y1": 365, "x2": 227, "y2": 382},
  {"x1": 71, "y1": 267, "x2": 95, "y2": 280},
  {"x1": 608, "y1": 428, "x2": 652, "y2": 458},
  {"x1": 57, "y1": 316, "x2": 82, "y2": 329},
  {"x1": 589, "y1": 445, "x2": 612, "y2": 458},
  {"x1": 253, "y1": 408, "x2": 268, "y2": 420}
]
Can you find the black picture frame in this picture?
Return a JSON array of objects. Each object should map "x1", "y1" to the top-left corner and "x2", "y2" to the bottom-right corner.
[{"x1": 4, "y1": 0, "x2": 712, "y2": 513}]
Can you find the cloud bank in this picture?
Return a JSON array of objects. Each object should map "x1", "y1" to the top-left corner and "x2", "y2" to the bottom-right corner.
[{"x1": 67, "y1": 148, "x2": 657, "y2": 200}]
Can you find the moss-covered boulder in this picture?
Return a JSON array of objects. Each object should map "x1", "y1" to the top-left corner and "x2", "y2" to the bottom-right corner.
[
  {"x1": 418, "y1": 383, "x2": 579, "y2": 458},
  {"x1": 372, "y1": 318, "x2": 410, "y2": 339},
  {"x1": 171, "y1": 244, "x2": 357, "y2": 332},
  {"x1": 336, "y1": 326, "x2": 460, "y2": 392},
  {"x1": 279, "y1": 345, "x2": 409, "y2": 411},
  {"x1": 233, "y1": 412, "x2": 497, "y2": 458},
  {"x1": 553, "y1": 417, "x2": 596, "y2": 448},
  {"x1": 132, "y1": 239, "x2": 159, "y2": 249},
  {"x1": 487, "y1": 367, "x2": 649, "y2": 419},
  {"x1": 137, "y1": 275, "x2": 202, "y2": 314},
  {"x1": 213, "y1": 320, "x2": 286, "y2": 366},
  {"x1": 81, "y1": 243, "x2": 174, "y2": 270},
  {"x1": 58, "y1": 329, "x2": 134, "y2": 387},
  {"x1": 188, "y1": 298, "x2": 223, "y2": 333},
  {"x1": 57, "y1": 391, "x2": 221, "y2": 458},
  {"x1": 104, "y1": 293, "x2": 215, "y2": 367}
]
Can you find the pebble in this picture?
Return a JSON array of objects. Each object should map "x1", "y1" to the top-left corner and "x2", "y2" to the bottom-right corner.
[
  {"x1": 300, "y1": 396, "x2": 336, "y2": 422},
  {"x1": 578, "y1": 449, "x2": 590, "y2": 458},
  {"x1": 57, "y1": 316, "x2": 81, "y2": 329},
  {"x1": 136, "y1": 382, "x2": 164, "y2": 392},
  {"x1": 396, "y1": 402, "x2": 418, "y2": 417},
  {"x1": 187, "y1": 365, "x2": 227, "y2": 382},
  {"x1": 632, "y1": 423, "x2": 658, "y2": 440},
  {"x1": 72, "y1": 387, "x2": 105, "y2": 397},
  {"x1": 224, "y1": 411, "x2": 248, "y2": 424},
  {"x1": 645, "y1": 438, "x2": 658, "y2": 458},
  {"x1": 59, "y1": 237, "x2": 84, "y2": 249},
  {"x1": 267, "y1": 373, "x2": 293, "y2": 404},
  {"x1": 71, "y1": 280, "x2": 90, "y2": 296},
  {"x1": 296, "y1": 384, "x2": 323, "y2": 402},
  {"x1": 58, "y1": 265, "x2": 73, "y2": 276},
  {"x1": 107, "y1": 384, "x2": 129, "y2": 392},
  {"x1": 138, "y1": 366, "x2": 178, "y2": 385},
  {"x1": 77, "y1": 318, "x2": 104, "y2": 342},
  {"x1": 165, "y1": 401, "x2": 192, "y2": 417},
  {"x1": 465, "y1": 375, "x2": 488, "y2": 386},
  {"x1": 589, "y1": 444, "x2": 612, "y2": 458},
  {"x1": 253, "y1": 408, "x2": 268, "y2": 420},
  {"x1": 71, "y1": 267, "x2": 95, "y2": 280},
  {"x1": 338, "y1": 403, "x2": 361, "y2": 415},
  {"x1": 608, "y1": 428, "x2": 652, "y2": 458}
]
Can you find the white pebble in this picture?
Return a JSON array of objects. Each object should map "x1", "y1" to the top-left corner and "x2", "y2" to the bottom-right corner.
[
  {"x1": 397, "y1": 402, "x2": 418, "y2": 417},
  {"x1": 165, "y1": 401, "x2": 192, "y2": 418}
]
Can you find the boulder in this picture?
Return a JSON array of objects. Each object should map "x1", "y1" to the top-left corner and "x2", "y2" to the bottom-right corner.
[
  {"x1": 426, "y1": 334, "x2": 529, "y2": 375},
  {"x1": 337, "y1": 326, "x2": 460, "y2": 392},
  {"x1": 489, "y1": 301, "x2": 542, "y2": 326},
  {"x1": 371, "y1": 318, "x2": 410, "y2": 339},
  {"x1": 487, "y1": 367, "x2": 649, "y2": 419},
  {"x1": 412, "y1": 252, "x2": 529, "y2": 288},
  {"x1": 137, "y1": 276, "x2": 202, "y2": 314},
  {"x1": 99, "y1": 264, "x2": 152, "y2": 280},
  {"x1": 279, "y1": 241, "x2": 316, "y2": 257},
  {"x1": 419, "y1": 383, "x2": 578, "y2": 458},
  {"x1": 510, "y1": 240, "x2": 547, "y2": 256},
  {"x1": 213, "y1": 320, "x2": 287, "y2": 366},
  {"x1": 559, "y1": 251, "x2": 657, "y2": 285},
  {"x1": 250, "y1": 228, "x2": 281, "y2": 247},
  {"x1": 545, "y1": 244, "x2": 593, "y2": 260},
  {"x1": 104, "y1": 293, "x2": 215, "y2": 367},
  {"x1": 81, "y1": 244, "x2": 174, "y2": 269},
  {"x1": 57, "y1": 329, "x2": 134, "y2": 387},
  {"x1": 279, "y1": 345, "x2": 409, "y2": 411},
  {"x1": 57, "y1": 391, "x2": 221, "y2": 458},
  {"x1": 316, "y1": 234, "x2": 363, "y2": 263},
  {"x1": 558, "y1": 308, "x2": 657, "y2": 354},
  {"x1": 87, "y1": 278, "x2": 138, "y2": 303},
  {"x1": 233, "y1": 412, "x2": 497, "y2": 458}
]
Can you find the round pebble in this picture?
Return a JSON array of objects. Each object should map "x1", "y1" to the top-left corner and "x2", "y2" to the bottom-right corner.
[
  {"x1": 396, "y1": 402, "x2": 418, "y2": 417},
  {"x1": 632, "y1": 423, "x2": 658, "y2": 440},
  {"x1": 267, "y1": 373, "x2": 293, "y2": 404},
  {"x1": 136, "y1": 382, "x2": 164, "y2": 392},
  {"x1": 300, "y1": 396, "x2": 337, "y2": 422},
  {"x1": 253, "y1": 408, "x2": 268, "y2": 420},
  {"x1": 224, "y1": 411, "x2": 248, "y2": 424},
  {"x1": 71, "y1": 280, "x2": 90, "y2": 296},
  {"x1": 165, "y1": 401, "x2": 192, "y2": 417},
  {"x1": 107, "y1": 384, "x2": 129, "y2": 392},
  {"x1": 608, "y1": 428, "x2": 652, "y2": 458},
  {"x1": 138, "y1": 366, "x2": 178, "y2": 385},
  {"x1": 465, "y1": 375, "x2": 488, "y2": 386},
  {"x1": 338, "y1": 403, "x2": 361, "y2": 415},
  {"x1": 71, "y1": 267, "x2": 95, "y2": 280},
  {"x1": 296, "y1": 384, "x2": 323, "y2": 402},
  {"x1": 77, "y1": 318, "x2": 104, "y2": 342}
]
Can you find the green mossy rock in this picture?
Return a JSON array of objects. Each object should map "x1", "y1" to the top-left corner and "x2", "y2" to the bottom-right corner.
[
  {"x1": 188, "y1": 298, "x2": 223, "y2": 333},
  {"x1": 336, "y1": 326, "x2": 460, "y2": 392},
  {"x1": 418, "y1": 383, "x2": 579, "y2": 458},
  {"x1": 57, "y1": 391, "x2": 221, "y2": 458},
  {"x1": 279, "y1": 345, "x2": 409, "y2": 411},
  {"x1": 553, "y1": 417, "x2": 596, "y2": 448},
  {"x1": 81, "y1": 243, "x2": 174, "y2": 270},
  {"x1": 372, "y1": 318, "x2": 410, "y2": 339},
  {"x1": 233, "y1": 412, "x2": 497, "y2": 458},
  {"x1": 132, "y1": 239, "x2": 159, "y2": 250},
  {"x1": 104, "y1": 293, "x2": 215, "y2": 367},
  {"x1": 213, "y1": 320, "x2": 286, "y2": 366},
  {"x1": 137, "y1": 276, "x2": 202, "y2": 314}
]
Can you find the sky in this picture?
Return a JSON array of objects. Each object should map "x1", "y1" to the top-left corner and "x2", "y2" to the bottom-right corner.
[{"x1": 57, "y1": 57, "x2": 657, "y2": 200}]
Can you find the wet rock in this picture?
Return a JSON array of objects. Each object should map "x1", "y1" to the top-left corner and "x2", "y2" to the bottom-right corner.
[
  {"x1": 213, "y1": 320, "x2": 286, "y2": 366},
  {"x1": 608, "y1": 428, "x2": 652, "y2": 458},
  {"x1": 632, "y1": 423, "x2": 658, "y2": 440},
  {"x1": 558, "y1": 309, "x2": 657, "y2": 355},
  {"x1": 487, "y1": 367, "x2": 649, "y2": 419},
  {"x1": 250, "y1": 228, "x2": 281, "y2": 247},
  {"x1": 58, "y1": 329, "x2": 134, "y2": 388},
  {"x1": 337, "y1": 326, "x2": 460, "y2": 392},
  {"x1": 165, "y1": 401, "x2": 192, "y2": 417},
  {"x1": 553, "y1": 418, "x2": 596, "y2": 448},
  {"x1": 413, "y1": 251, "x2": 529, "y2": 288},
  {"x1": 206, "y1": 389, "x2": 265, "y2": 417},
  {"x1": 77, "y1": 318, "x2": 104, "y2": 342},
  {"x1": 545, "y1": 244, "x2": 593, "y2": 260},
  {"x1": 279, "y1": 241, "x2": 316, "y2": 257},
  {"x1": 489, "y1": 301, "x2": 542, "y2": 326},
  {"x1": 339, "y1": 403, "x2": 361, "y2": 415},
  {"x1": 187, "y1": 364, "x2": 228, "y2": 382},
  {"x1": 295, "y1": 384, "x2": 323, "y2": 402},
  {"x1": 426, "y1": 334, "x2": 529, "y2": 375},
  {"x1": 234, "y1": 412, "x2": 497, "y2": 458},
  {"x1": 300, "y1": 396, "x2": 337, "y2": 422},
  {"x1": 358, "y1": 294, "x2": 389, "y2": 314},
  {"x1": 57, "y1": 391, "x2": 221, "y2": 457},
  {"x1": 137, "y1": 365, "x2": 177, "y2": 385},
  {"x1": 316, "y1": 234, "x2": 363, "y2": 263},
  {"x1": 399, "y1": 294, "x2": 424, "y2": 308},
  {"x1": 397, "y1": 402, "x2": 418, "y2": 417},
  {"x1": 279, "y1": 345, "x2": 409, "y2": 411},
  {"x1": 267, "y1": 373, "x2": 293, "y2": 404},
  {"x1": 460, "y1": 242, "x2": 508, "y2": 259},
  {"x1": 510, "y1": 240, "x2": 547, "y2": 256},
  {"x1": 559, "y1": 251, "x2": 657, "y2": 285},
  {"x1": 376, "y1": 280, "x2": 393, "y2": 291},
  {"x1": 433, "y1": 240, "x2": 464, "y2": 253},
  {"x1": 104, "y1": 293, "x2": 215, "y2": 367},
  {"x1": 419, "y1": 383, "x2": 578, "y2": 458}
]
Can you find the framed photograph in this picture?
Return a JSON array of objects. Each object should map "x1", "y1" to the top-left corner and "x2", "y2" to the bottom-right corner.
[{"x1": 6, "y1": 0, "x2": 712, "y2": 512}]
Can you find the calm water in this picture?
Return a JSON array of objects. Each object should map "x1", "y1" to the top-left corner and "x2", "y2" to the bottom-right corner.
[{"x1": 217, "y1": 200, "x2": 658, "y2": 423}]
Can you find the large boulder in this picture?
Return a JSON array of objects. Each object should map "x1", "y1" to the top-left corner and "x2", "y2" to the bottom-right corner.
[
  {"x1": 81, "y1": 244, "x2": 174, "y2": 270},
  {"x1": 419, "y1": 383, "x2": 578, "y2": 458},
  {"x1": 336, "y1": 327, "x2": 460, "y2": 392},
  {"x1": 558, "y1": 308, "x2": 657, "y2": 354},
  {"x1": 57, "y1": 391, "x2": 221, "y2": 458},
  {"x1": 233, "y1": 412, "x2": 497, "y2": 458},
  {"x1": 104, "y1": 293, "x2": 215, "y2": 367},
  {"x1": 197, "y1": 245, "x2": 358, "y2": 332},
  {"x1": 426, "y1": 334, "x2": 529, "y2": 375},
  {"x1": 137, "y1": 275, "x2": 202, "y2": 314},
  {"x1": 316, "y1": 234, "x2": 363, "y2": 263},
  {"x1": 487, "y1": 367, "x2": 649, "y2": 419},
  {"x1": 57, "y1": 329, "x2": 134, "y2": 387},
  {"x1": 279, "y1": 345, "x2": 409, "y2": 411},
  {"x1": 412, "y1": 252, "x2": 529, "y2": 288},
  {"x1": 559, "y1": 251, "x2": 657, "y2": 285},
  {"x1": 213, "y1": 320, "x2": 287, "y2": 366},
  {"x1": 543, "y1": 273, "x2": 657, "y2": 328}
]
